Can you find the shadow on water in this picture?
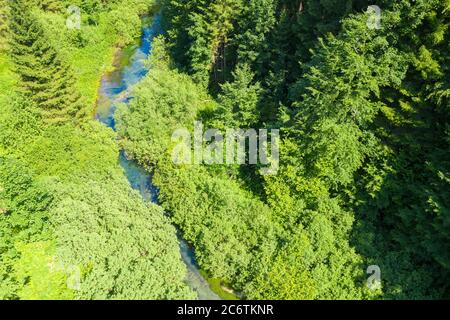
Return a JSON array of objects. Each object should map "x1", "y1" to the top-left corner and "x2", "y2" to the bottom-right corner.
[{"x1": 95, "y1": 14, "x2": 220, "y2": 300}]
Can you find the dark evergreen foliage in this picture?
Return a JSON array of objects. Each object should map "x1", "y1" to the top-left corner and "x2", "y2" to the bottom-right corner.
[{"x1": 8, "y1": 0, "x2": 83, "y2": 124}]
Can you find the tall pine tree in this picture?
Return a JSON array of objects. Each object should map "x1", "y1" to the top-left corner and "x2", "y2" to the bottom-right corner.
[{"x1": 8, "y1": 0, "x2": 83, "y2": 125}]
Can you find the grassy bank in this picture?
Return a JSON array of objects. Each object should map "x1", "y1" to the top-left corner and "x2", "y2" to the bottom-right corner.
[{"x1": 200, "y1": 270, "x2": 240, "y2": 300}]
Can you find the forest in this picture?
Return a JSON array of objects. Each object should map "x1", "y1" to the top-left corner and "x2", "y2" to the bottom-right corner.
[{"x1": 0, "y1": 0, "x2": 449, "y2": 300}]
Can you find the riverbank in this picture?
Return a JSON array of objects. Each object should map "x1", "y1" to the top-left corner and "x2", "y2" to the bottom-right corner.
[
  {"x1": 95, "y1": 14, "x2": 225, "y2": 300},
  {"x1": 200, "y1": 271, "x2": 241, "y2": 300}
]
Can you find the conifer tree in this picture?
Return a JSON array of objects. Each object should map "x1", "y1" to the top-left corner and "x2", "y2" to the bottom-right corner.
[
  {"x1": 0, "y1": 0, "x2": 8, "y2": 51},
  {"x1": 215, "y1": 63, "x2": 261, "y2": 127},
  {"x1": 162, "y1": 0, "x2": 243, "y2": 87},
  {"x1": 8, "y1": 0, "x2": 83, "y2": 125}
]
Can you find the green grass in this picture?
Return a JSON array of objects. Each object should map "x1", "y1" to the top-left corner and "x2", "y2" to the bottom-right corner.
[
  {"x1": 64, "y1": 18, "x2": 119, "y2": 112},
  {"x1": 58, "y1": 14, "x2": 154, "y2": 116},
  {"x1": 71, "y1": 44, "x2": 116, "y2": 106},
  {"x1": 199, "y1": 270, "x2": 240, "y2": 300}
]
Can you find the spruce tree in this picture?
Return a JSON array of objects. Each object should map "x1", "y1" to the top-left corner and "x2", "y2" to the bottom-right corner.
[
  {"x1": 0, "y1": 0, "x2": 8, "y2": 51},
  {"x1": 8, "y1": 0, "x2": 83, "y2": 125},
  {"x1": 216, "y1": 63, "x2": 261, "y2": 128}
]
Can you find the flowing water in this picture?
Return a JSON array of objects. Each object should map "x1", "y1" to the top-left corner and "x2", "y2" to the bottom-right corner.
[{"x1": 95, "y1": 15, "x2": 220, "y2": 300}]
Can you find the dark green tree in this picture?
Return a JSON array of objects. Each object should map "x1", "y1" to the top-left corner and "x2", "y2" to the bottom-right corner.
[
  {"x1": 214, "y1": 63, "x2": 261, "y2": 128},
  {"x1": 0, "y1": 0, "x2": 8, "y2": 51},
  {"x1": 8, "y1": 0, "x2": 83, "y2": 125}
]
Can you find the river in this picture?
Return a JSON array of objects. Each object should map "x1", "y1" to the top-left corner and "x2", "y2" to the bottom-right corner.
[{"x1": 94, "y1": 14, "x2": 220, "y2": 300}]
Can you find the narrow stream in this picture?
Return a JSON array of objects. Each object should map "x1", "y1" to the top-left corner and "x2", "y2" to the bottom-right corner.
[{"x1": 95, "y1": 14, "x2": 220, "y2": 300}]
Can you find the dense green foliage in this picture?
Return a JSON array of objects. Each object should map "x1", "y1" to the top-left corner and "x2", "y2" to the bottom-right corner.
[
  {"x1": 1, "y1": 0, "x2": 448, "y2": 300},
  {"x1": 0, "y1": 1, "x2": 194, "y2": 300},
  {"x1": 115, "y1": 0, "x2": 450, "y2": 299},
  {"x1": 9, "y1": 0, "x2": 83, "y2": 124}
]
